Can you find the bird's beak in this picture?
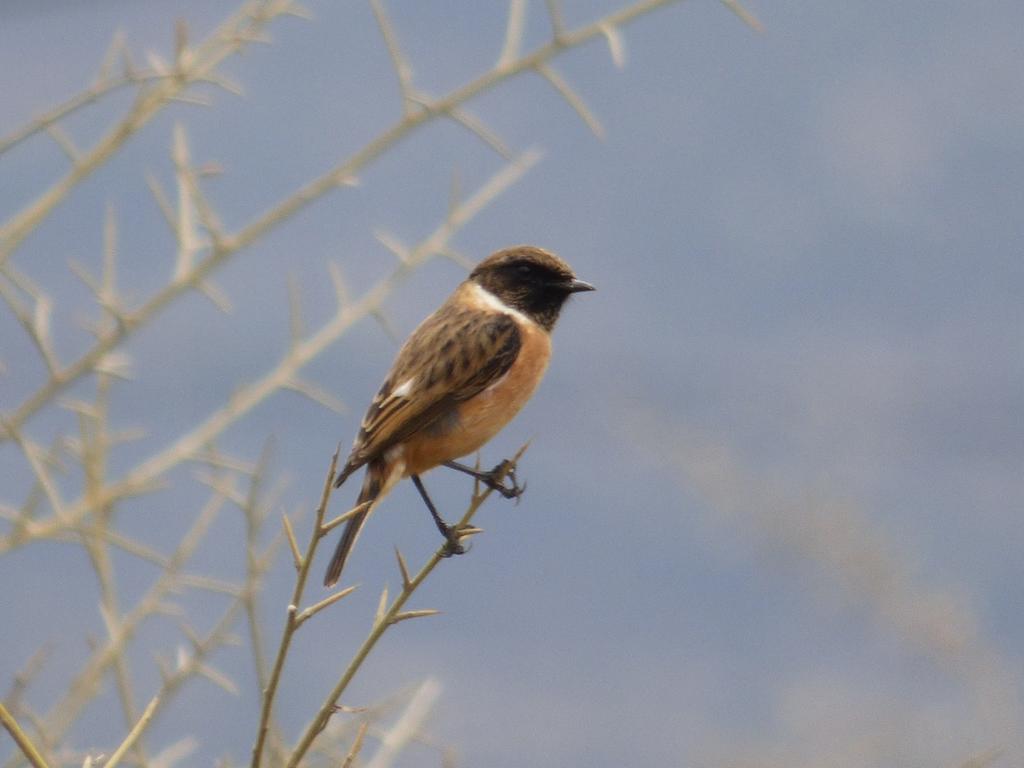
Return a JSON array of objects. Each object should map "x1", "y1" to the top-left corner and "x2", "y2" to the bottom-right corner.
[{"x1": 564, "y1": 277, "x2": 596, "y2": 293}]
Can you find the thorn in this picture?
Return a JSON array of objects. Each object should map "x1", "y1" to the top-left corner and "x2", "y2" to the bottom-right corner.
[
  {"x1": 102, "y1": 203, "x2": 119, "y2": 304},
  {"x1": 282, "y1": 513, "x2": 303, "y2": 571},
  {"x1": 97, "y1": 28, "x2": 127, "y2": 81},
  {"x1": 296, "y1": 585, "x2": 358, "y2": 625},
  {"x1": 536, "y1": 64, "x2": 604, "y2": 139},
  {"x1": 287, "y1": 274, "x2": 304, "y2": 346},
  {"x1": 447, "y1": 107, "x2": 513, "y2": 160},
  {"x1": 196, "y1": 661, "x2": 239, "y2": 695},
  {"x1": 370, "y1": 0, "x2": 417, "y2": 113},
  {"x1": 284, "y1": 377, "x2": 347, "y2": 415},
  {"x1": 599, "y1": 22, "x2": 627, "y2": 69},
  {"x1": 198, "y1": 279, "x2": 232, "y2": 313},
  {"x1": 371, "y1": 307, "x2": 401, "y2": 344},
  {"x1": 374, "y1": 584, "x2": 389, "y2": 625},
  {"x1": 448, "y1": 168, "x2": 462, "y2": 220},
  {"x1": 439, "y1": 246, "x2": 474, "y2": 271},
  {"x1": 68, "y1": 259, "x2": 101, "y2": 295},
  {"x1": 389, "y1": 608, "x2": 441, "y2": 625},
  {"x1": 46, "y1": 124, "x2": 81, "y2": 164},
  {"x1": 145, "y1": 50, "x2": 171, "y2": 77},
  {"x1": 145, "y1": 172, "x2": 176, "y2": 232},
  {"x1": 328, "y1": 261, "x2": 351, "y2": 307},
  {"x1": 341, "y1": 720, "x2": 369, "y2": 768},
  {"x1": 283, "y1": 1, "x2": 315, "y2": 22},
  {"x1": 331, "y1": 703, "x2": 369, "y2": 714},
  {"x1": 175, "y1": 18, "x2": 190, "y2": 69},
  {"x1": 455, "y1": 525, "x2": 483, "y2": 540},
  {"x1": 544, "y1": 0, "x2": 566, "y2": 40},
  {"x1": 321, "y1": 499, "x2": 372, "y2": 535},
  {"x1": 718, "y1": 0, "x2": 765, "y2": 33},
  {"x1": 497, "y1": 0, "x2": 527, "y2": 68},
  {"x1": 375, "y1": 230, "x2": 411, "y2": 264},
  {"x1": 395, "y1": 546, "x2": 412, "y2": 589}
]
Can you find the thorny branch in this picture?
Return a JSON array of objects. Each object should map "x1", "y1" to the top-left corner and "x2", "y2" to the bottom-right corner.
[
  {"x1": 0, "y1": 0, "x2": 304, "y2": 266},
  {"x1": 0, "y1": 149, "x2": 539, "y2": 559},
  {"x1": 0, "y1": 0, "x2": 744, "y2": 445},
  {"x1": 283, "y1": 446, "x2": 527, "y2": 768},
  {"x1": 0, "y1": 1, "x2": 759, "y2": 765}
]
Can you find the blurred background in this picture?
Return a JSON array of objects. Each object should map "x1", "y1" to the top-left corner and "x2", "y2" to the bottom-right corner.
[{"x1": 1, "y1": 1, "x2": 1022, "y2": 766}]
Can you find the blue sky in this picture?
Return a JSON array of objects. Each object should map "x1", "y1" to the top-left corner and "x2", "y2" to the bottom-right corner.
[{"x1": 2, "y1": 1, "x2": 1022, "y2": 766}]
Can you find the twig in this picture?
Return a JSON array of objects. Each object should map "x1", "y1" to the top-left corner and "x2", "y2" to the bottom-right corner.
[
  {"x1": 0, "y1": 1, "x2": 289, "y2": 266},
  {"x1": 251, "y1": 449, "x2": 353, "y2": 768},
  {"x1": 0, "y1": 151, "x2": 539, "y2": 557},
  {"x1": 363, "y1": 679, "x2": 442, "y2": 768},
  {"x1": 1, "y1": 0, "x2": 685, "y2": 445},
  {"x1": 240, "y1": 442, "x2": 279, "y2": 756},
  {"x1": 341, "y1": 721, "x2": 370, "y2": 768},
  {"x1": 284, "y1": 446, "x2": 527, "y2": 768},
  {"x1": 30, "y1": 483, "x2": 231, "y2": 752},
  {"x1": 0, "y1": 703, "x2": 49, "y2": 768},
  {"x1": 102, "y1": 695, "x2": 160, "y2": 768}
]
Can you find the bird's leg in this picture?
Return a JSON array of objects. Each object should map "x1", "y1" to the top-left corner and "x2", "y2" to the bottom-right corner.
[
  {"x1": 411, "y1": 474, "x2": 465, "y2": 556},
  {"x1": 442, "y1": 459, "x2": 526, "y2": 500}
]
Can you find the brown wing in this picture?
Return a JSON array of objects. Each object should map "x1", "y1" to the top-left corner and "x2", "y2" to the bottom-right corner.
[{"x1": 335, "y1": 304, "x2": 521, "y2": 486}]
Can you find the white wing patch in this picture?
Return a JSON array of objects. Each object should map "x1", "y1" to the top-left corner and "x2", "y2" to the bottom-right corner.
[{"x1": 391, "y1": 377, "x2": 416, "y2": 398}]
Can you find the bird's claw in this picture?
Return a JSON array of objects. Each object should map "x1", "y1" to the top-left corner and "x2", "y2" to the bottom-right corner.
[
  {"x1": 440, "y1": 523, "x2": 481, "y2": 557},
  {"x1": 487, "y1": 460, "x2": 526, "y2": 500}
]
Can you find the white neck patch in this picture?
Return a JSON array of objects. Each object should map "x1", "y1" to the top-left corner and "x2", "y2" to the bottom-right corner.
[{"x1": 470, "y1": 282, "x2": 534, "y2": 326}]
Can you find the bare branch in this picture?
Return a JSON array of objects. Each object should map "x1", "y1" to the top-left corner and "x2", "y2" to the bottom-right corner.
[
  {"x1": 284, "y1": 449, "x2": 526, "y2": 767},
  {"x1": 0, "y1": 703, "x2": 50, "y2": 768},
  {"x1": 0, "y1": 1, "x2": 293, "y2": 265},
  {"x1": 250, "y1": 449, "x2": 340, "y2": 768},
  {"x1": 363, "y1": 680, "x2": 442, "y2": 768},
  {"x1": 103, "y1": 695, "x2": 160, "y2": 768},
  {"x1": 2, "y1": 0, "x2": 681, "y2": 443},
  {"x1": 341, "y1": 721, "x2": 369, "y2": 768},
  {"x1": 0, "y1": 151, "x2": 539, "y2": 556},
  {"x1": 172, "y1": 123, "x2": 199, "y2": 280}
]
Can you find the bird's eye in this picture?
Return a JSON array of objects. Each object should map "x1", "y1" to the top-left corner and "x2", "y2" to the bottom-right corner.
[{"x1": 517, "y1": 264, "x2": 532, "y2": 276}]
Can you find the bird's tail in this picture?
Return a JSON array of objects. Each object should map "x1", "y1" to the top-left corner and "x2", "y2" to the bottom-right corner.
[{"x1": 323, "y1": 459, "x2": 391, "y2": 587}]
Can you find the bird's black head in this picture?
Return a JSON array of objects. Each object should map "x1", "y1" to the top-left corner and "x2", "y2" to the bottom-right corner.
[{"x1": 469, "y1": 246, "x2": 595, "y2": 331}]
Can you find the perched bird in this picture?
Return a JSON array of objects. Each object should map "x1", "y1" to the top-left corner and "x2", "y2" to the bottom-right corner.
[{"x1": 323, "y1": 245, "x2": 594, "y2": 587}]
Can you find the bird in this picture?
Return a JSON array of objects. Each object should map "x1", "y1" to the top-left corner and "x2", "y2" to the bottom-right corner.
[{"x1": 323, "y1": 245, "x2": 594, "y2": 587}]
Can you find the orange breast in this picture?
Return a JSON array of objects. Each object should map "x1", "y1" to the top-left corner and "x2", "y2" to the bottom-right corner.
[{"x1": 402, "y1": 320, "x2": 551, "y2": 476}]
